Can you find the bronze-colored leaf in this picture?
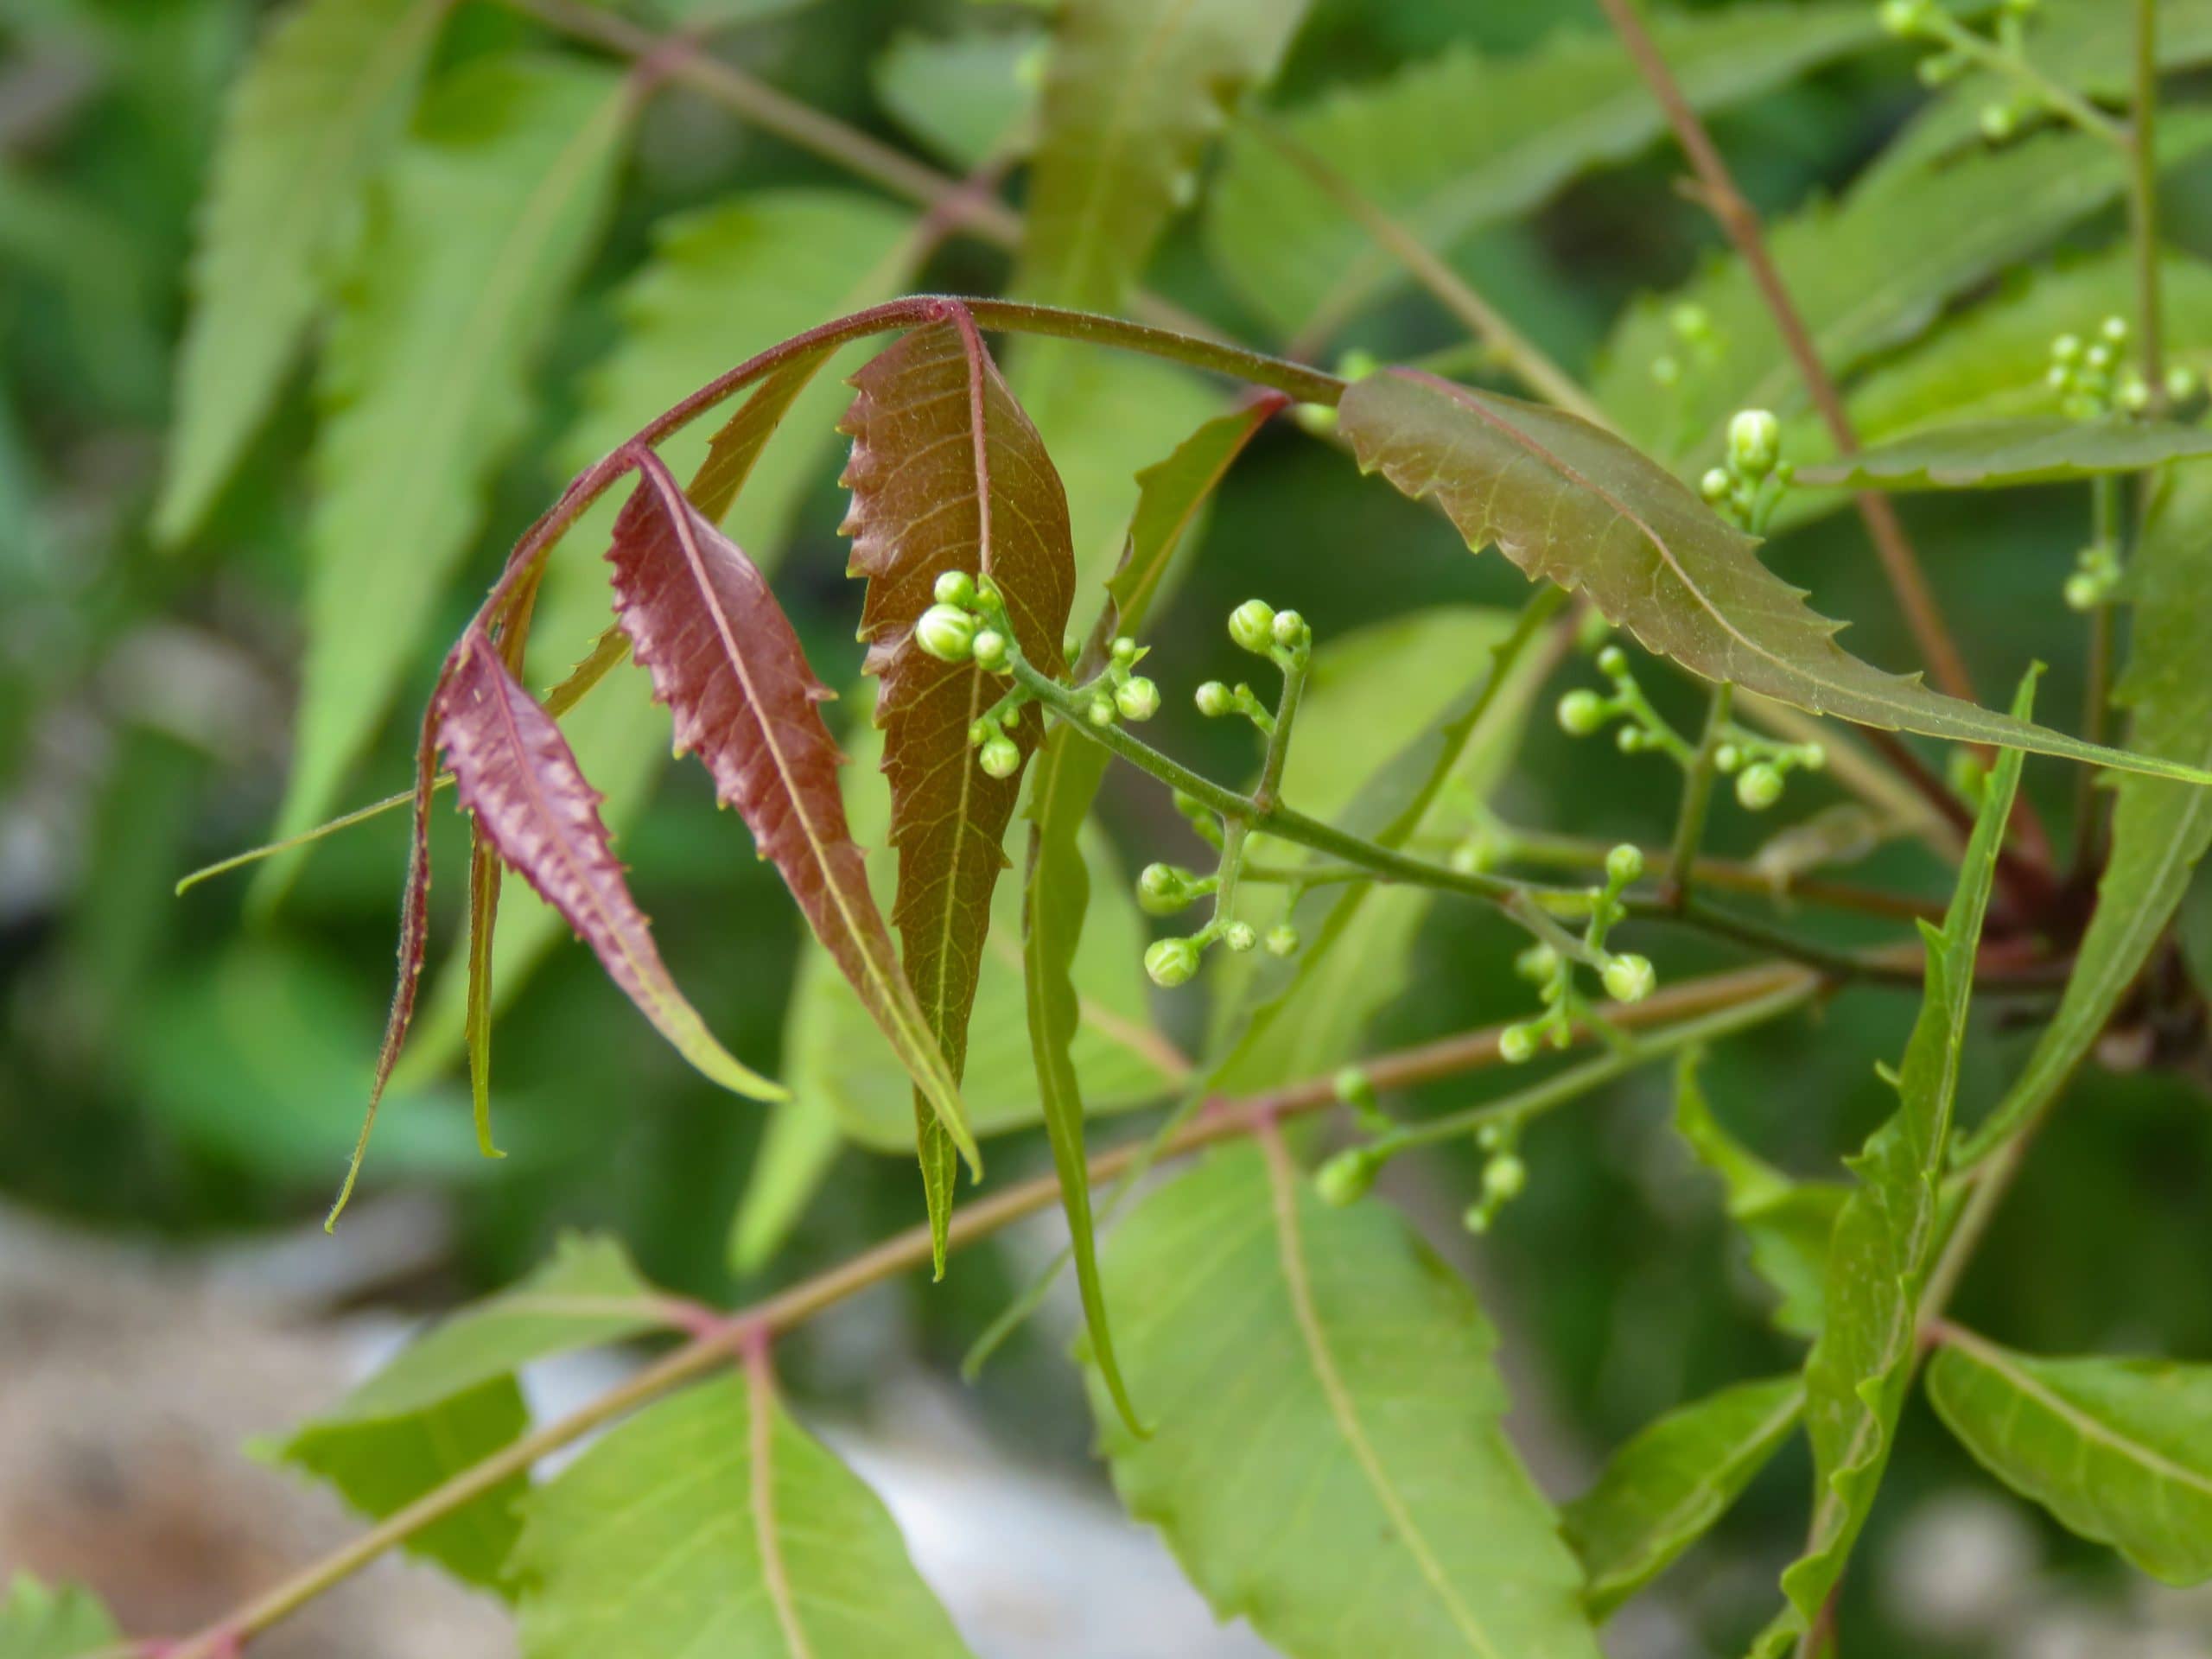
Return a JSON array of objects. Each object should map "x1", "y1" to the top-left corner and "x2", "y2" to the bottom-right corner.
[
  {"x1": 1338, "y1": 367, "x2": 2212, "y2": 785},
  {"x1": 841, "y1": 309, "x2": 1076, "y2": 1267},
  {"x1": 435, "y1": 628, "x2": 782, "y2": 1103},
  {"x1": 607, "y1": 454, "x2": 977, "y2": 1171}
]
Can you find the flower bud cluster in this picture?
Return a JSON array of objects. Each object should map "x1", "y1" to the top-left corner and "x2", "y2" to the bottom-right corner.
[
  {"x1": 1649, "y1": 302, "x2": 1724, "y2": 393},
  {"x1": 1462, "y1": 1119, "x2": 1528, "y2": 1235},
  {"x1": 1697, "y1": 408, "x2": 1793, "y2": 533},
  {"x1": 1881, "y1": 0, "x2": 2044, "y2": 142},
  {"x1": 1499, "y1": 843, "x2": 1656, "y2": 1065}
]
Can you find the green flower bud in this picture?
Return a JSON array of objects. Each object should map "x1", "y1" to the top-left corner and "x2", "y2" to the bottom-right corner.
[
  {"x1": 1264, "y1": 924, "x2": 1300, "y2": 958},
  {"x1": 1144, "y1": 937, "x2": 1202, "y2": 988},
  {"x1": 2051, "y1": 332, "x2": 2083, "y2": 365},
  {"x1": 1596, "y1": 644, "x2": 1630, "y2": 677},
  {"x1": 1515, "y1": 943, "x2": 1560, "y2": 983},
  {"x1": 1498, "y1": 1023, "x2": 1539, "y2": 1065},
  {"x1": 1195, "y1": 680, "x2": 1236, "y2": 717},
  {"x1": 2063, "y1": 570, "x2": 2104, "y2": 612},
  {"x1": 1483, "y1": 1153, "x2": 1528, "y2": 1202},
  {"x1": 1137, "y1": 862, "x2": 1192, "y2": 915},
  {"x1": 1294, "y1": 403, "x2": 1338, "y2": 437},
  {"x1": 2118, "y1": 375, "x2": 2152, "y2": 413},
  {"x1": 1699, "y1": 467, "x2": 1732, "y2": 503},
  {"x1": 1617, "y1": 727, "x2": 1647, "y2": 754},
  {"x1": 1228, "y1": 599, "x2": 1277, "y2": 654},
  {"x1": 1557, "y1": 688, "x2": 1607, "y2": 736},
  {"x1": 1714, "y1": 743, "x2": 1742, "y2": 772},
  {"x1": 1727, "y1": 409, "x2": 1783, "y2": 479},
  {"x1": 1669, "y1": 302, "x2": 1713, "y2": 343},
  {"x1": 1878, "y1": 0, "x2": 1924, "y2": 36},
  {"x1": 1336, "y1": 347, "x2": 1381, "y2": 383},
  {"x1": 1800, "y1": 744, "x2": 1827, "y2": 773},
  {"x1": 968, "y1": 719, "x2": 995, "y2": 747},
  {"x1": 978, "y1": 734, "x2": 1022, "y2": 779},
  {"x1": 914, "y1": 603, "x2": 978, "y2": 663},
  {"x1": 1605, "y1": 843, "x2": 1645, "y2": 886},
  {"x1": 1334, "y1": 1065, "x2": 1379, "y2": 1114},
  {"x1": 2084, "y1": 341, "x2": 2113, "y2": 372},
  {"x1": 1110, "y1": 636, "x2": 1140, "y2": 667},
  {"x1": 1462, "y1": 1203, "x2": 1494, "y2": 1235},
  {"x1": 1116, "y1": 677, "x2": 1162, "y2": 721},
  {"x1": 1601, "y1": 952, "x2": 1656, "y2": 1004},
  {"x1": 1315, "y1": 1149, "x2": 1377, "y2": 1208},
  {"x1": 2101, "y1": 315, "x2": 2130, "y2": 343},
  {"x1": 2169, "y1": 365, "x2": 2202, "y2": 402},
  {"x1": 1736, "y1": 761, "x2": 1785, "y2": 810},
  {"x1": 1087, "y1": 693, "x2": 1118, "y2": 728},
  {"x1": 932, "y1": 569, "x2": 977, "y2": 608},
  {"x1": 969, "y1": 628, "x2": 1010, "y2": 672},
  {"x1": 1649, "y1": 354, "x2": 1681, "y2": 388},
  {"x1": 1271, "y1": 609, "x2": 1309, "y2": 650},
  {"x1": 1916, "y1": 51, "x2": 1961, "y2": 86},
  {"x1": 1224, "y1": 920, "x2": 1258, "y2": 953},
  {"x1": 1979, "y1": 102, "x2": 2016, "y2": 142},
  {"x1": 1575, "y1": 609, "x2": 1615, "y2": 653}
]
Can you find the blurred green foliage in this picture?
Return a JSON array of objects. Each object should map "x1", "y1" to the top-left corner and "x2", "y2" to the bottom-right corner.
[{"x1": 4, "y1": 2, "x2": 2212, "y2": 1651}]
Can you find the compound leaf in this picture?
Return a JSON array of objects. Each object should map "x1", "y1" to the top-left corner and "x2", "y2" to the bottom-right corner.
[
  {"x1": 156, "y1": 0, "x2": 446, "y2": 543},
  {"x1": 514, "y1": 1373, "x2": 974, "y2": 1657},
  {"x1": 1929, "y1": 1331, "x2": 2212, "y2": 1585},
  {"x1": 1338, "y1": 368, "x2": 2212, "y2": 785},
  {"x1": 1564, "y1": 1375, "x2": 1805, "y2": 1621},
  {"x1": 436, "y1": 629, "x2": 781, "y2": 1101},
  {"x1": 841, "y1": 314, "x2": 1076, "y2": 1266}
]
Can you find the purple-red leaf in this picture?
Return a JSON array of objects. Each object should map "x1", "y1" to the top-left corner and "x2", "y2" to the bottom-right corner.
[
  {"x1": 607, "y1": 453, "x2": 978, "y2": 1170},
  {"x1": 841, "y1": 308, "x2": 1077, "y2": 1268},
  {"x1": 435, "y1": 627, "x2": 783, "y2": 1103}
]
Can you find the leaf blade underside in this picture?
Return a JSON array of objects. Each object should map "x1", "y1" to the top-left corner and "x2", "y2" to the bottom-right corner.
[{"x1": 1338, "y1": 368, "x2": 2211, "y2": 785}]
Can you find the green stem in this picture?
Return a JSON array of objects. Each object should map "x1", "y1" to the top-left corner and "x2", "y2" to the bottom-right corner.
[
  {"x1": 1362, "y1": 979, "x2": 1815, "y2": 1162},
  {"x1": 1921, "y1": 13, "x2": 2128, "y2": 149},
  {"x1": 1254, "y1": 647, "x2": 1310, "y2": 810},
  {"x1": 2074, "y1": 474, "x2": 2122, "y2": 878},
  {"x1": 1666, "y1": 681, "x2": 1735, "y2": 910},
  {"x1": 2133, "y1": 0, "x2": 2166, "y2": 410}
]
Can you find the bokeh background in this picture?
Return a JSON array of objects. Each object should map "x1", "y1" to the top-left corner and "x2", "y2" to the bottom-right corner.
[{"x1": 4, "y1": 0, "x2": 2212, "y2": 1654}]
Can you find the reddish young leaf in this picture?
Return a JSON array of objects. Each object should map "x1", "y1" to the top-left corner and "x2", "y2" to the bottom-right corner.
[
  {"x1": 435, "y1": 627, "x2": 783, "y2": 1103},
  {"x1": 607, "y1": 453, "x2": 978, "y2": 1170},
  {"x1": 840, "y1": 308, "x2": 1076, "y2": 1266}
]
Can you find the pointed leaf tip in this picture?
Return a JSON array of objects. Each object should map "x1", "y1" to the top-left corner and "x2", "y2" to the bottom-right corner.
[
  {"x1": 435, "y1": 627, "x2": 782, "y2": 1103},
  {"x1": 607, "y1": 455, "x2": 977, "y2": 1171}
]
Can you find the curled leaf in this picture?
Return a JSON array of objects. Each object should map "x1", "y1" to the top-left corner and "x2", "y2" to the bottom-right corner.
[
  {"x1": 607, "y1": 454, "x2": 977, "y2": 1172},
  {"x1": 435, "y1": 628, "x2": 782, "y2": 1103}
]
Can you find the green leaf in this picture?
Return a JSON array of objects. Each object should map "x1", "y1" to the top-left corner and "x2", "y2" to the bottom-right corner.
[
  {"x1": 1675, "y1": 1053, "x2": 1847, "y2": 1339},
  {"x1": 1023, "y1": 730, "x2": 1141, "y2": 1433},
  {"x1": 874, "y1": 24, "x2": 1043, "y2": 169},
  {"x1": 1596, "y1": 118, "x2": 2212, "y2": 466},
  {"x1": 397, "y1": 190, "x2": 917, "y2": 1078},
  {"x1": 1563, "y1": 1375, "x2": 1805, "y2": 1621},
  {"x1": 1957, "y1": 463, "x2": 2212, "y2": 1163},
  {"x1": 1210, "y1": 600, "x2": 1555, "y2": 1093},
  {"x1": 0, "y1": 1576, "x2": 118, "y2": 1659},
  {"x1": 1797, "y1": 418, "x2": 2212, "y2": 491},
  {"x1": 513, "y1": 1373, "x2": 975, "y2": 1657},
  {"x1": 1338, "y1": 368, "x2": 2212, "y2": 785},
  {"x1": 1929, "y1": 1330, "x2": 2212, "y2": 1585},
  {"x1": 842, "y1": 316, "x2": 1080, "y2": 1262},
  {"x1": 155, "y1": 0, "x2": 447, "y2": 544},
  {"x1": 1107, "y1": 394, "x2": 1287, "y2": 635},
  {"x1": 1017, "y1": 0, "x2": 1310, "y2": 315},
  {"x1": 1761, "y1": 675, "x2": 2033, "y2": 1650},
  {"x1": 1084, "y1": 1141, "x2": 1602, "y2": 1658},
  {"x1": 1766, "y1": 248, "x2": 2212, "y2": 530},
  {"x1": 281, "y1": 1376, "x2": 529, "y2": 1590},
  {"x1": 1208, "y1": 3, "x2": 1885, "y2": 340},
  {"x1": 783, "y1": 708, "x2": 1180, "y2": 1151},
  {"x1": 262, "y1": 56, "x2": 632, "y2": 885},
  {"x1": 274, "y1": 1233, "x2": 674, "y2": 1590}
]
